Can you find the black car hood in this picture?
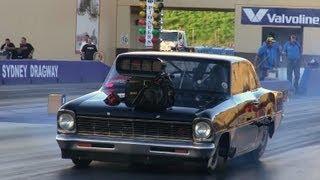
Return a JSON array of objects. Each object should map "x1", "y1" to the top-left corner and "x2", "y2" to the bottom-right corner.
[{"x1": 64, "y1": 91, "x2": 200, "y2": 123}]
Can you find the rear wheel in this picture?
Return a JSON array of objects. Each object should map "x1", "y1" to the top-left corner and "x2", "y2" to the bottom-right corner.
[
  {"x1": 72, "y1": 158, "x2": 92, "y2": 168},
  {"x1": 249, "y1": 127, "x2": 269, "y2": 161}
]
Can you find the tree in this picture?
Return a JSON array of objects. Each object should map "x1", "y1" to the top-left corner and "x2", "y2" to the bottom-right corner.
[{"x1": 163, "y1": 10, "x2": 235, "y2": 47}]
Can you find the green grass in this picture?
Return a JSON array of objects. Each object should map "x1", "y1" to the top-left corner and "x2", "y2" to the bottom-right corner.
[{"x1": 163, "y1": 10, "x2": 235, "y2": 47}]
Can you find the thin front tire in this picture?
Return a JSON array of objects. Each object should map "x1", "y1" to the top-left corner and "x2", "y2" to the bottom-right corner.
[
  {"x1": 207, "y1": 145, "x2": 227, "y2": 173},
  {"x1": 72, "y1": 158, "x2": 92, "y2": 168}
]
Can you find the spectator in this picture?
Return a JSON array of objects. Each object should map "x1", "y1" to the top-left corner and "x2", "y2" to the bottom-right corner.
[
  {"x1": 80, "y1": 34, "x2": 90, "y2": 60},
  {"x1": 263, "y1": 32, "x2": 282, "y2": 67},
  {"x1": 81, "y1": 37, "x2": 97, "y2": 60},
  {"x1": 256, "y1": 37, "x2": 277, "y2": 81},
  {"x1": 17, "y1": 37, "x2": 34, "y2": 59},
  {"x1": 0, "y1": 38, "x2": 16, "y2": 59},
  {"x1": 283, "y1": 33, "x2": 302, "y2": 93},
  {"x1": 80, "y1": 34, "x2": 90, "y2": 49}
]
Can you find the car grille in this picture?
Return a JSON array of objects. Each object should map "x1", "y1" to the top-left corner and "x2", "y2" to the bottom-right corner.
[{"x1": 76, "y1": 116, "x2": 193, "y2": 141}]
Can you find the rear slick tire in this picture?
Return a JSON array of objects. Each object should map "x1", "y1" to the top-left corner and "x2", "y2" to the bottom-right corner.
[
  {"x1": 249, "y1": 127, "x2": 269, "y2": 161},
  {"x1": 72, "y1": 158, "x2": 92, "y2": 168}
]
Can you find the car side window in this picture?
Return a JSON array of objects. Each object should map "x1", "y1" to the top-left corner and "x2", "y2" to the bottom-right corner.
[
  {"x1": 246, "y1": 62, "x2": 260, "y2": 90},
  {"x1": 232, "y1": 62, "x2": 258, "y2": 95},
  {"x1": 239, "y1": 62, "x2": 251, "y2": 92},
  {"x1": 231, "y1": 63, "x2": 245, "y2": 95}
]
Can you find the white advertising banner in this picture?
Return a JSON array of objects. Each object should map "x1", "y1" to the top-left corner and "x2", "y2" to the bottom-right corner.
[
  {"x1": 145, "y1": 0, "x2": 155, "y2": 47},
  {"x1": 76, "y1": 0, "x2": 100, "y2": 53}
]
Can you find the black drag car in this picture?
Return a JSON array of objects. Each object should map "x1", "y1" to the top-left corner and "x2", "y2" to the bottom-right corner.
[{"x1": 56, "y1": 52, "x2": 284, "y2": 172}]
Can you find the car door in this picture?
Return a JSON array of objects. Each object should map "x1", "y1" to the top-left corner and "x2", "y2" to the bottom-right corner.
[{"x1": 232, "y1": 62, "x2": 260, "y2": 155}]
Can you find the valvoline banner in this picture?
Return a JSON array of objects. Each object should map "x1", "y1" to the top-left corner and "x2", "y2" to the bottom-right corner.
[{"x1": 242, "y1": 7, "x2": 320, "y2": 27}]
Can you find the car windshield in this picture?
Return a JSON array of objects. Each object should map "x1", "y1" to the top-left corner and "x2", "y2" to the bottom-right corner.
[
  {"x1": 160, "y1": 32, "x2": 178, "y2": 42},
  {"x1": 102, "y1": 56, "x2": 230, "y2": 108}
]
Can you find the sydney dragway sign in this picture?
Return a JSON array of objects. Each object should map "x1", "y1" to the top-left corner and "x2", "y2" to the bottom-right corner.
[{"x1": 242, "y1": 7, "x2": 320, "y2": 27}]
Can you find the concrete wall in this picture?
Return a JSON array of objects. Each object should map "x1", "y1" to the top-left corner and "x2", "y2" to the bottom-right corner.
[
  {"x1": 0, "y1": 0, "x2": 77, "y2": 60},
  {"x1": 0, "y1": 0, "x2": 118, "y2": 65},
  {"x1": 235, "y1": 0, "x2": 320, "y2": 57},
  {"x1": 100, "y1": 0, "x2": 117, "y2": 65},
  {"x1": 1, "y1": 0, "x2": 320, "y2": 65}
]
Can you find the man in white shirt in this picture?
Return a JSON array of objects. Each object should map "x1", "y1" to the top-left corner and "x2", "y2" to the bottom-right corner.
[{"x1": 80, "y1": 35, "x2": 90, "y2": 60}]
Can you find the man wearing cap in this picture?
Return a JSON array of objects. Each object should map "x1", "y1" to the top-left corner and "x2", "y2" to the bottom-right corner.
[
  {"x1": 265, "y1": 32, "x2": 282, "y2": 67},
  {"x1": 283, "y1": 33, "x2": 302, "y2": 93},
  {"x1": 256, "y1": 37, "x2": 277, "y2": 81}
]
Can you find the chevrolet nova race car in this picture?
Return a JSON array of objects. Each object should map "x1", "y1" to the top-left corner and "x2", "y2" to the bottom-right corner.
[{"x1": 56, "y1": 52, "x2": 284, "y2": 172}]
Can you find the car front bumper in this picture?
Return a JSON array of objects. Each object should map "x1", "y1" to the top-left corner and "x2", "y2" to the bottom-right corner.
[{"x1": 56, "y1": 134, "x2": 215, "y2": 164}]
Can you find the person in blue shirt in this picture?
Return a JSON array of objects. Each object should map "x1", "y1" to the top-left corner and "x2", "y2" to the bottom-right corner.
[
  {"x1": 263, "y1": 33, "x2": 282, "y2": 67},
  {"x1": 256, "y1": 37, "x2": 278, "y2": 81},
  {"x1": 283, "y1": 33, "x2": 302, "y2": 92}
]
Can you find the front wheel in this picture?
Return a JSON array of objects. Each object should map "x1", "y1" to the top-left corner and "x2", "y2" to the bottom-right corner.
[
  {"x1": 207, "y1": 145, "x2": 227, "y2": 173},
  {"x1": 72, "y1": 158, "x2": 92, "y2": 168},
  {"x1": 249, "y1": 127, "x2": 269, "y2": 161}
]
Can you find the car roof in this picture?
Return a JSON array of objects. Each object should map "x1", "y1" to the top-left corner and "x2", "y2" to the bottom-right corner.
[{"x1": 119, "y1": 51, "x2": 249, "y2": 64}]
